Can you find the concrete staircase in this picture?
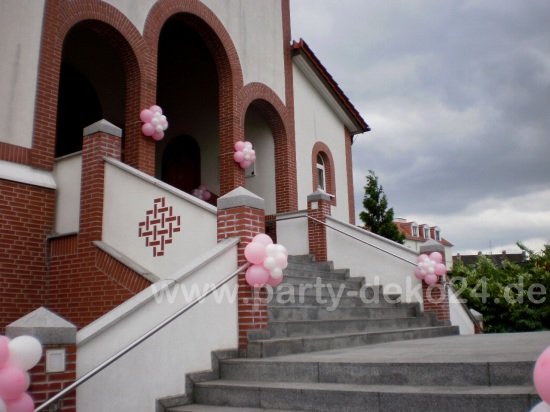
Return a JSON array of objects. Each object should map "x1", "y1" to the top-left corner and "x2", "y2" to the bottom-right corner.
[{"x1": 167, "y1": 256, "x2": 540, "y2": 411}]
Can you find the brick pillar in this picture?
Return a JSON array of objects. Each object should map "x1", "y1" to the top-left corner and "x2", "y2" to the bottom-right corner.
[
  {"x1": 307, "y1": 190, "x2": 332, "y2": 262},
  {"x1": 80, "y1": 120, "x2": 122, "y2": 243},
  {"x1": 217, "y1": 187, "x2": 267, "y2": 350},
  {"x1": 7, "y1": 307, "x2": 77, "y2": 411},
  {"x1": 419, "y1": 240, "x2": 450, "y2": 324}
]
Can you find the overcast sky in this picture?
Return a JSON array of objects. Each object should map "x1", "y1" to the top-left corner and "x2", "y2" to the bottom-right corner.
[{"x1": 290, "y1": 0, "x2": 550, "y2": 255}]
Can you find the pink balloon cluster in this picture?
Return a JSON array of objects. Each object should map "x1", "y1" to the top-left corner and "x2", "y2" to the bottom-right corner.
[
  {"x1": 0, "y1": 335, "x2": 42, "y2": 412},
  {"x1": 244, "y1": 234, "x2": 288, "y2": 288},
  {"x1": 140, "y1": 105, "x2": 168, "y2": 141},
  {"x1": 233, "y1": 141, "x2": 256, "y2": 169},
  {"x1": 532, "y1": 347, "x2": 550, "y2": 411},
  {"x1": 191, "y1": 185, "x2": 212, "y2": 201},
  {"x1": 415, "y1": 252, "x2": 447, "y2": 286}
]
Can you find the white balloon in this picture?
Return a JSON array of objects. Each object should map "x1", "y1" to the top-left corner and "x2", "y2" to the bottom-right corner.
[
  {"x1": 427, "y1": 267, "x2": 435, "y2": 274},
  {"x1": 151, "y1": 117, "x2": 159, "y2": 126},
  {"x1": 162, "y1": 121, "x2": 169, "y2": 131},
  {"x1": 270, "y1": 267, "x2": 283, "y2": 279},
  {"x1": 531, "y1": 402, "x2": 550, "y2": 412},
  {"x1": 8, "y1": 336, "x2": 42, "y2": 371},
  {"x1": 244, "y1": 154, "x2": 251, "y2": 160},
  {"x1": 263, "y1": 256, "x2": 277, "y2": 270},
  {"x1": 160, "y1": 115, "x2": 167, "y2": 122},
  {"x1": 156, "y1": 125, "x2": 163, "y2": 132},
  {"x1": 244, "y1": 141, "x2": 253, "y2": 149},
  {"x1": 266, "y1": 244, "x2": 278, "y2": 257}
]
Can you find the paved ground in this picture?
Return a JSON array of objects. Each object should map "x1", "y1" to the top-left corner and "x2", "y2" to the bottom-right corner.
[{"x1": 264, "y1": 331, "x2": 550, "y2": 364}]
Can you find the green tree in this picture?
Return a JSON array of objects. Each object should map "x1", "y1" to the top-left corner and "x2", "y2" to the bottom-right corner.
[
  {"x1": 359, "y1": 170, "x2": 405, "y2": 244},
  {"x1": 450, "y1": 242, "x2": 550, "y2": 332}
]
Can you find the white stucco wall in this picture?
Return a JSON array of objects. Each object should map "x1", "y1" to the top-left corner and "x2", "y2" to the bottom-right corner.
[
  {"x1": 293, "y1": 65, "x2": 351, "y2": 223},
  {"x1": 104, "y1": 0, "x2": 286, "y2": 104},
  {"x1": 276, "y1": 211, "x2": 309, "y2": 256},
  {"x1": 102, "y1": 159, "x2": 218, "y2": 279},
  {"x1": 0, "y1": 0, "x2": 46, "y2": 148},
  {"x1": 53, "y1": 153, "x2": 82, "y2": 234},
  {"x1": 449, "y1": 287, "x2": 476, "y2": 335},
  {"x1": 326, "y1": 216, "x2": 423, "y2": 307},
  {"x1": 77, "y1": 238, "x2": 239, "y2": 412}
]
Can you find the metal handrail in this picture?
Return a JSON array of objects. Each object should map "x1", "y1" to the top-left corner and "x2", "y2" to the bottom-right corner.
[
  {"x1": 275, "y1": 214, "x2": 418, "y2": 266},
  {"x1": 274, "y1": 214, "x2": 485, "y2": 333},
  {"x1": 35, "y1": 262, "x2": 251, "y2": 412}
]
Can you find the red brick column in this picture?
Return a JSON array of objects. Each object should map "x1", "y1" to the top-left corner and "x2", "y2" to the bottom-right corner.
[
  {"x1": 307, "y1": 190, "x2": 332, "y2": 262},
  {"x1": 217, "y1": 187, "x2": 267, "y2": 350},
  {"x1": 6, "y1": 307, "x2": 77, "y2": 411},
  {"x1": 80, "y1": 120, "x2": 122, "y2": 243},
  {"x1": 419, "y1": 241, "x2": 450, "y2": 323}
]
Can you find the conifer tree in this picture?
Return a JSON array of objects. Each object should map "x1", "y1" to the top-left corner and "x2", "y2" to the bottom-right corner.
[{"x1": 359, "y1": 170, "x2": 405, "y2": 244}]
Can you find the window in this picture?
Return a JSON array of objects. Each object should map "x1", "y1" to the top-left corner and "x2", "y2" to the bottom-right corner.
[
  {"x1": 423, "y1": 226, "x2": 429, "y2": 239},
  {"x1": 316, "y1": 154, "x2": 325, "y2": 191},
  {"x1": 412, "y1": 223, "x2": 418, "y2": 237},
  {"x1": 435, "y1": 229, "x2": 441, "y2": 241}
]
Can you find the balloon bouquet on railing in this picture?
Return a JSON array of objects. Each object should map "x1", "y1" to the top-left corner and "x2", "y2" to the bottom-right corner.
[
  {"x1": 0, "y1": 335, "x2": 43, "y2": 412},
  {"x1": 415, "y1": 252, "x2": 447, "y2": 285},
  {"x1": 244, "y1": 234, "x2": 288, "y2": 288},
  {"x1": 191, "y1": 185, "x2": 212, "y2": 202},
  {"x1": 233, "y1": 141, "x2": 256, "y2": 170}
]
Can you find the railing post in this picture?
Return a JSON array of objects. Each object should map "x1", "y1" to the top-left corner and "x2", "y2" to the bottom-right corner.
[
  {"x1": 307, "y1": 190, "x2": 332, "y2": 262},
  {"x1": 217, "y1": 187, "x2": 267, "y2": 350},
  {"x1": 7, "y1": 307, "x2": 77, "y2": 412},
  {"x1": 419, "y1": 240, "x2": 450, "y2": 324}
]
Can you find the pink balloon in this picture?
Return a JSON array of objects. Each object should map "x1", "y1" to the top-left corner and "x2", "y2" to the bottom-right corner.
[
  {"x1": 152, "y1": 130, "x2": 164, "y2": 141},
  {"x1": 430, "y1": 252, "x2": 443, "y2": 264},
  {"x1": 275, "y1": 254, "x2": 288, "y2": 269},
  {"x1": 253, "y1": 234, "x2": 273, "y2": 246},
  {"x1": 434, "y1": 263, "x2": 447, "y2": 277},
  {"x1": 4, "y1": 392, "x2": 34, "y2": 412},
  {"x1": 233, "y1": 151, "x2": 245, "y2": 163},
  {"x1": 245, "y1": 264, "x2": 270, "y2": 287},
  {"x1": 202, "y1": 191, "x2": 211, "y2": 201},
  {"x1": 266, "y1": 274, "x2": 283, "y2": 287},
  {"x1": 0, "y1": 336, "x2": 10, "y2": 368},
  {"x1": 424, "y1": 274, "x2": 438, "y2": 285},
  {"x1": 535, "y1": 346, "x2": 550, "y2": 403},
  {"x1": 234, "y1": 141, "x2": 245, "y2": 151},
  {"x1": 140, "y1": 109, "x2": 154, "y2": 123},
  {"x1": 419, "y1": 254, "x2": 430, "y2": 262},
  {"x1": 150, "y1": 105, "x2": 163, "y2": 114},
  {"x1": 244, "y1": 242, "x2": 267, "y2": 265},
  {"x1": 414, "y1": 269, "x2": 424, "y2": 280},
  {"x1": 240, "y1": 160, "x2": 251, "y2": 169},
  {"x1": 141, "y1": 123, "x2": 155, "y2": 136},
  {"x1": 0, "y1": 366, "x2": 27, "y2": 401}
]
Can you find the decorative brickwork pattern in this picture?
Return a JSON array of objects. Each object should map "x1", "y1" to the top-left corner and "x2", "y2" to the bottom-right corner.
[
  {"x1": 29, "y1": 344, "x2": 77, "y2": 412},
  {"x1": 0, "y1": 180, "x2": 55, "y2": 333},
  {"x1": 138, "y1": 197, "x2": 181, "y2": 257},
  {"x1": 218, "y1": 206, "x2": 267, "y2": 349}
]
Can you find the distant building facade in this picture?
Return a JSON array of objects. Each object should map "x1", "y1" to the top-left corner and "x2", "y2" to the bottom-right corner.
[{"x1": 394, "y1": 218, "x2": 454, "y2": 268}]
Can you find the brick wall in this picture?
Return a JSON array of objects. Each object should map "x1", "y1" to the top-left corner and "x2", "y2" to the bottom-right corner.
[
  {"x1": 307, "y1": 195, "x2": 332, "y2": 262},
  {"x1": 0, "y1": 180, "x2": 54, "y2": 332},
  {"x1": 218, "y1": 205, "x2": 267, "y2": 350}
]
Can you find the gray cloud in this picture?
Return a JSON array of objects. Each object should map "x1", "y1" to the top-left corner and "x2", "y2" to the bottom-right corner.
[{"x1": 291, "y1": 0, "x2": 550, "y2": 253}]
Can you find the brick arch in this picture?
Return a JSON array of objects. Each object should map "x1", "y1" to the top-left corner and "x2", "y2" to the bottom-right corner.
[
  {"x1": 238, "y1": 82, "x2": 297, "y2": 213},
  {"x1": 144, "y1": 0, "x2": 245, "y2": 196},
  {"x1": 312, "y1": 141, "x2": 337, "y2": 206},
  {"x1": 32, "y1": 0, "x2": 154, "y2": 173}
]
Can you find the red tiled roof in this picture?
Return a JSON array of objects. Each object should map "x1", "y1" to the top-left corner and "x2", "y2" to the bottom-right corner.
[{"x1": 291, "y1": 38, "x2": 370, "y2": 134}]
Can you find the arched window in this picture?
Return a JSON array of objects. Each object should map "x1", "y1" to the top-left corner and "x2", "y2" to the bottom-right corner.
[{"x1": 316, "y1": 154, "x2": 326, "y2": 191}]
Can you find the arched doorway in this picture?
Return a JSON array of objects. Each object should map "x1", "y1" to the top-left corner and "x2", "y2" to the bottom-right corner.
[
  {"x1": 156, "y1": 16, "x2": 220, "y2": 198},
  {"x1": 56, "y1": 22, "x2": 126, "y2": 158},
  {"x1": 161, "y1": 135, "x2": 201, "y2": 193}
]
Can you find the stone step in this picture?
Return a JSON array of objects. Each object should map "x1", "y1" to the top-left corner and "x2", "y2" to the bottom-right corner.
[
  {"x1": 268, "y1": 305, "x2": 418, "y2": 322},
  {"x1": 279, "y1": 274, "x2": 364, "y2": 290},
  {"x1": 219, "y1": 358, "x2": 535, "y2": 387},
  {"x1": 283, "y1": 267, "x2": 349, "y2": 281},
  {"x1": 193, "y1": 380, "x2": 536, "y2": 412},
  {"x1": 268, "y1": 316, "x2": 433, "y2": 338},
  {"x1": 269, "y1": 282, "x2": 385, "y2": 299},
  {"x1": 286, "y1": 255, "x2": 316, "y2": 264},
  {"x1": 267, "y1": 290, "x2": 402, "y2": 308},
  {"x1": 246, "y1": 326, "x2": 458, "y2": 358},
  {"x1": 168, "y1": 405, "x2": 297, "y2": 412}
]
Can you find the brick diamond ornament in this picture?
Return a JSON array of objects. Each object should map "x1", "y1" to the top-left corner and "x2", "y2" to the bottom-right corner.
[{"x1": 138, "y1": 198, "x2": 181, "y2": 257}]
